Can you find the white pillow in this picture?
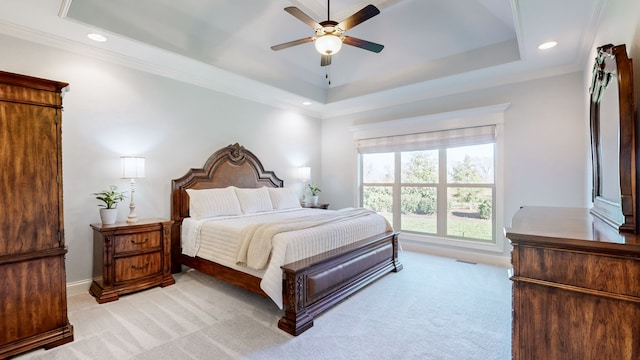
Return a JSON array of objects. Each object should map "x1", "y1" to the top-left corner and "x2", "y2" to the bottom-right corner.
[
  {"x1": 186, "y1": 187, "x2": 242, "y2": 219},
  {"x1": 234, "y1": 187, "x2": 273, "y2": 214},
  {"x1": 268, "y1": 187, "x2": 302, "y2": 210}
]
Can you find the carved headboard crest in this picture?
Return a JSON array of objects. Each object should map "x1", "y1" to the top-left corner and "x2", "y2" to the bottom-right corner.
[{"x1": 228, "y1": 143, "x2": 245, "y2": 161}]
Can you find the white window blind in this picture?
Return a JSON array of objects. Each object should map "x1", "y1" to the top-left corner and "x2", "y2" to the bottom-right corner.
[{"x1": 356, "y1": 125, "x2": 496, "y2": 154}]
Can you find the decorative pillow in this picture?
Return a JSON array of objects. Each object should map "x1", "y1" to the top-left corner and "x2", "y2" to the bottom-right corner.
[
  {"x1": 186, "y1": 187, "x2": 242, "y2": 219},
  {"x1": 268, "y1": 187, "x2": 302, "y2": 210},
  {"x1": 234, "y1": 187, "x2": 274, "y2": 214}
]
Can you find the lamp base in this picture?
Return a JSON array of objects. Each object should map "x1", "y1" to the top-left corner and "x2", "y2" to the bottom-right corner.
[
  {"x1": 127, "y1": 198, "x2": 138, "y2": 223},
  {"x1": 127, "y1": 184, "x2": 138, "y2": 223}
]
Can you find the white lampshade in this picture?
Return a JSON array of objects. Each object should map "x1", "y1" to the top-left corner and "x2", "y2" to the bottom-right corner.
[
  {"x1": 121, "y1": 157, "x2": 146, "y2": 179},
  {"x1": 298, "y1": 166, "x2": 311, "y2": 182},
  {"x1": 315, "y1": 35, "x2": 342, "y2": 55}
]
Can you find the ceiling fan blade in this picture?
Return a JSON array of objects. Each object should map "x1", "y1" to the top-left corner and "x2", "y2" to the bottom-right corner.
[
  {"x1": 284, "y1": 7, "x2": 321, "y2": 29},
  {"x1": 271, "y1": 37, "x2": 314, "y2": 51},
  {"x1": 337, "y1": 4, "x2": 380, "y2": 31},
  {"x1": 321, "y1": 54, "x2": 332, "y2": 67},
  {"x1": 343, "y1": 36, "x2": 384, "y2": 53}
]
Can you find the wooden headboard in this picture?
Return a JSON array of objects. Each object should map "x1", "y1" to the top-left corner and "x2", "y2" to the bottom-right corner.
[{"x1": 170, "y1": 143, "x2": 283, "y2": 272}]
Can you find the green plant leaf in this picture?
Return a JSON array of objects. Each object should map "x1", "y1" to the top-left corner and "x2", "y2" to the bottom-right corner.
[{"x1": 92, "y1": 185, "x2": 127, "y2": 209}]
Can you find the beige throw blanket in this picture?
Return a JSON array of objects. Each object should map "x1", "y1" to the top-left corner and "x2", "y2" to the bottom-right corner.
[{"x1": 236, "y1": 208, "x2": 380, "y2": 269}]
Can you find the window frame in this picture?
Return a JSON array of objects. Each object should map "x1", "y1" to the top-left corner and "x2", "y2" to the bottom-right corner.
[
  {"x1": 353, "y1": 104, "x2": 507, "y2": 253},
  {"x1": 361, "y1": 143, "x2": 496, "y2": 243}
]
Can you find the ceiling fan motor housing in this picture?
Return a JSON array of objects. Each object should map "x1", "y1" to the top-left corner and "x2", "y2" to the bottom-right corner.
[{"x1": 316, "y1": 20, "x2": 342, "y2": 36}]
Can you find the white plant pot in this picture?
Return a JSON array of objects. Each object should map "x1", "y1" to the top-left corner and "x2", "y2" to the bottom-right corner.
[
  {"x1": 304, "y1": 195, "x2": 319, "y2": 205},
  {"x1": 99, "y1": 208, "x2": 118, "y2": 225}
]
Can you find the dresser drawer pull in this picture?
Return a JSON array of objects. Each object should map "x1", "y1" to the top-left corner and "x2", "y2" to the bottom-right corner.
[
  {"x1": 131, "y1": 238, "x2": 148, "y2": 245},
  {"x1": 131, "y1": 262, "x2": 150, "y2": 271}
]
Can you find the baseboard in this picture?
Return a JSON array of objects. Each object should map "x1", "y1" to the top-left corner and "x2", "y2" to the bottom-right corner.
[
  {"x1": 400, "y1": 240, "x2": 512, "y2": 268},
  {"x1": 66, "y1": 278, "x2": 92, "y2": 297}
]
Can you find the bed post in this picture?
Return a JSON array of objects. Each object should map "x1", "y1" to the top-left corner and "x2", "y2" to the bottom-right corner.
[
  {"x1": 170, "y1": 220, "x2": 183, "y2": 273},
  {"x1": 392, "y1": 232, "x2": 403, "y2": 272},
  {"x1": 278, "y1": 271, "x2": 314, "y2": 335}
]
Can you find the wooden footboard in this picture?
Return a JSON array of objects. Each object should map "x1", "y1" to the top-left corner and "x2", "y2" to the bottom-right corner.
[{"x1": 279, "y1": 231, "x2": 402, "y2": 335}]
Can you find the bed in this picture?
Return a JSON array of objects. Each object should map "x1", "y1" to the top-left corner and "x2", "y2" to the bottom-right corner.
[{"x1": 170, "y1": 143, "x2": 402, "y2": 335}]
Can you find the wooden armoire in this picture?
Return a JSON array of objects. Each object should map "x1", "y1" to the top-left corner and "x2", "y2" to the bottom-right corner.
[{"x1": 0, "y1": 71, "x2": 74, "y2": 357}]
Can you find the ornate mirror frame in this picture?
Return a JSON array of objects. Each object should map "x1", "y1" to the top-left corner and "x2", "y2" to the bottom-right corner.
[{"x1": 589, "y1": 44, "x2": 636, "y2": 232}]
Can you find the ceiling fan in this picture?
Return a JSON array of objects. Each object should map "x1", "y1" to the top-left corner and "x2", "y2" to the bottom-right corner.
[{"x1": 270, "y1": 1, "x2": 384, "y2": 67}]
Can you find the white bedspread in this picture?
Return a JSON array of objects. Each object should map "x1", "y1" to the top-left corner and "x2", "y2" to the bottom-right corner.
[
  {"x1": 181, "y1": 208, "x2": 392, "y2": 309},
  {"x1": 236, "y1": 208, "x2": 382, "y2": 269}
]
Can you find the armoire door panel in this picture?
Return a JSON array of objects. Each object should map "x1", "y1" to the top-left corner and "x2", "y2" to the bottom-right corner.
[
  {"x1": 0, "y1": 102, "x2": 60, "y2": 255},
  {"x1": 0, "y1": 253, "x2": 68, "y2": 344}
]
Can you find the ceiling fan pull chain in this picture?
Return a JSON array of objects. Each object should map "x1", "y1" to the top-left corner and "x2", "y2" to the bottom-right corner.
[{"x1": 326, "y1": 66, "x2": 331, "y2": 85}]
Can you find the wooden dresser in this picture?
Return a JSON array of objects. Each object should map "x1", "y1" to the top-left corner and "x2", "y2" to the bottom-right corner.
[
  {"x1": 89, "y1": 219, "x2": 175, "y2": 303},
  {"x1": 0, "y1": 71, "x2": 74, "y2": 358},
  {"x1": 506, "y1": 206, "x2": 640, "y2": 360}
]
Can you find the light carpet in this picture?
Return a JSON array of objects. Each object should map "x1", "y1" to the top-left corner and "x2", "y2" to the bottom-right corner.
[{"x1": 14, "y1": 251, "x2": 512, "y2": 360}]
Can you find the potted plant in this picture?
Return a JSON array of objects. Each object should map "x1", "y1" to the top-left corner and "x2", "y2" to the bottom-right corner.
[
  {"x1": 92, "y1": 185, "x2": 126, "y2": 224},
  {"x1": 306, "y1": 184, "x2": 321, "y2": 205}
]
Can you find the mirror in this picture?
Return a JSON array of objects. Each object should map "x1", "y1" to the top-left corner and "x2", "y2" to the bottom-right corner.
[{"x1": 589, "y1": 44, "x2": 636, "y2": 232}]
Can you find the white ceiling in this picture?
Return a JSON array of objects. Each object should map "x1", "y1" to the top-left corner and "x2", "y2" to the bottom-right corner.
[{"x1": 0, "y1": 0, "x2": 604, "y2": 118}]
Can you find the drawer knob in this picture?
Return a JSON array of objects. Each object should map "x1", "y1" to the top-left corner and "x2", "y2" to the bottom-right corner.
[
  {"x1": 131, "y1": 238, "x2": 148, "y2": 245},
  {"x1": 132, "y1": 262, "x2": 150, "y2": 271}
]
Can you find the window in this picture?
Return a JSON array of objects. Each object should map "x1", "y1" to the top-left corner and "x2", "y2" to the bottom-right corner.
[{"x1": 359, "y1": 126, "x2": 496, "y2": 244}]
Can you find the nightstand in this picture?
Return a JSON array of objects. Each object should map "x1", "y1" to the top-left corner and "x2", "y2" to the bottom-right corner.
[
  {"x1": 89, "y1": 219, "x2": 175, "y2": 303},
  {"x1": 301, "y1": 203, "x2": 330, "y2": 209}
]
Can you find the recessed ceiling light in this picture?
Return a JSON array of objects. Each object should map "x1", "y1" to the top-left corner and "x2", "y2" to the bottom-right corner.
[
  {"x1": 302, "y1": 101, "x2": 312, "y2": 106},
  {"x1": 87, "y1": 33, "x2": 107, "y2": 42},
  {"x1": 538, "y1": 41, "x2": 557, "y2": 50}
]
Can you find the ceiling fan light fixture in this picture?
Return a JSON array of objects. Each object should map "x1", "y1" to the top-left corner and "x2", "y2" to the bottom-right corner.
[{"x1": 315, "y1": 34, "x2": 342, "y2": 55}]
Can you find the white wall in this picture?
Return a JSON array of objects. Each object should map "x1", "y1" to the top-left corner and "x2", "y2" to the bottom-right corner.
[
  {"x1": 321, "y1": 71, "x2": 587, "y2": 261},
  {"x1": 0, "y1": 33, "x2": 321, "y2": 285}
]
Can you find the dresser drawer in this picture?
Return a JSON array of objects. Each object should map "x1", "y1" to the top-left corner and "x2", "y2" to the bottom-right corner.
[
  {"x1": 516, "y1": 245, "x2": 640, "y2": 298},
  {"x1": 115, "y1": 252, "x2": 161, "y2": 282},
  {"x1": 114, "y1": 231, "x2": 161, "y2": 253}
]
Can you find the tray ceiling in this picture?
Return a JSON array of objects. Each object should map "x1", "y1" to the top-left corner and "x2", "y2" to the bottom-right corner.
[{"x1": 0, "y1": 0, "x2": 604, "y2": 118}]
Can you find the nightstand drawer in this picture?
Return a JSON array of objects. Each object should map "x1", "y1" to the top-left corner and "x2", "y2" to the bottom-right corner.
[
  {"x1": 115, "y1": 252, "x2": 161, "y2": 282},
  {"x1": 114, "y1": 231, "x2": 161, "y2": 253}
]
